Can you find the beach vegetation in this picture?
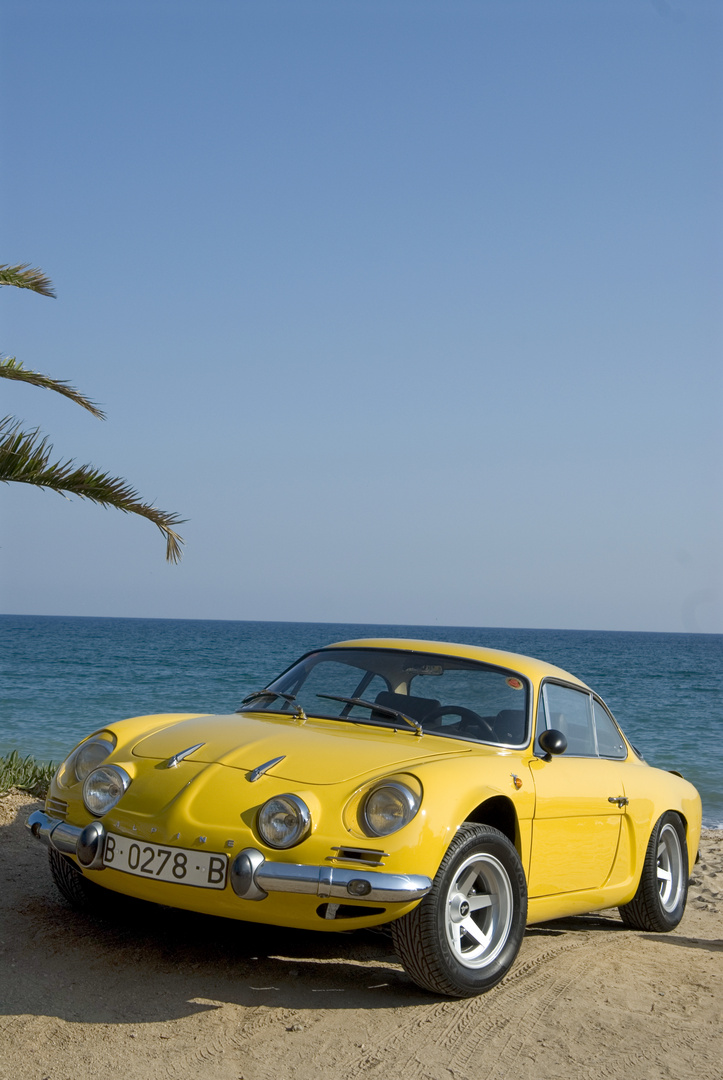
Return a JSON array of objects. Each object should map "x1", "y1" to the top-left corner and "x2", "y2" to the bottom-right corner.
[
  {"x1": 0, "y1": 750, "x2": 55, "y2": 799},
  {"x1": 0, "y1": 262, "x2": 184, "y2": 562}
]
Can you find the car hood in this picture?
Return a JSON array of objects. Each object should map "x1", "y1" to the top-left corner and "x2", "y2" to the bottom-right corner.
[{"x1": 131, "y1": 711, "x2": 471, "y2": 784}]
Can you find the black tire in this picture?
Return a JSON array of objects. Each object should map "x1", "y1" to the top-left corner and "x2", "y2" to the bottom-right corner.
[
  {"x1": 391, "y1": 824, "x2": 527, "y2": 997},
  {"x1": 48, "y1": 848, "x2": 102, "y2": 910},
  {"x1": 618, "y1": 812, "x2": 688, "y2": 932}
]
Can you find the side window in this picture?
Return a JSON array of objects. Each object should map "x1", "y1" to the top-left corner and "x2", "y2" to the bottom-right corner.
[
  {"x1": 593, "y1": 699, "x2": 627, "y2": 759},
  {"x1": 543, "y1": 684, "x2": 596, "y2": 757}
]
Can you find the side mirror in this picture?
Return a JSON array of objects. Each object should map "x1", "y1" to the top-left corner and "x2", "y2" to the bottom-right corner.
[{"x1": 538, "y1": 728, "x2": 567, "y2": 761}]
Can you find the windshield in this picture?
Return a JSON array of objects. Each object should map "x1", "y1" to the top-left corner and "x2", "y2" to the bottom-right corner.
[{"x1": 242, "y1": 647, "x2": 530, "y2": 747}]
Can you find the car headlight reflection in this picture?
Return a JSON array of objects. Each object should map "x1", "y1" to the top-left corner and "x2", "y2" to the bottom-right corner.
[
  {"x1": 82, "y1": 765, "x2": 131, "y2": 816},
  {"x1": 363, "y1": 782, "x2": 420, "y2": 837},
  {"x1": 257, "y1": 794, "x2": 311, "y2": 849},
  {"x1": 72, "y1": 735, "x2": 116, "y2": 783}
]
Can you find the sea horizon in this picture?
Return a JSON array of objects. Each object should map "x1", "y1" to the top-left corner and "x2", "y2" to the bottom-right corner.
[
  {"x1": 3, "y1": 611, "x2": 721, "y2": 636},
  {"x1": 2, "y1": 613, "x2": 721, "y2": 826}
]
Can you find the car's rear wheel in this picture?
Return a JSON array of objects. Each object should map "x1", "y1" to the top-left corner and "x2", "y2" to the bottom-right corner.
[
  {"x1": 391, "y1": 824, "x2": 527, "y2": 997},
  {"x1": 48, "y1": 848, "x2": 103, "y2": 910},
  {"x1": 618, "y1": 812, "x2": 688, "y2": 932}
]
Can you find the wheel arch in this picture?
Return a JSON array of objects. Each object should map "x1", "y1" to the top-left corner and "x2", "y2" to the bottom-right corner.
[
  {"x1": 619, "y1": 809, "x2": 690, "y2": 932},
  {"x1": 641, "y1": 804, "x2": 690, "y2": 859},
  {"x1": 462, "y1": 795, "x2": 520, "y2": 854},
  {"x1": 625, "y1": 773, "x2": 701, "y2": 885}
]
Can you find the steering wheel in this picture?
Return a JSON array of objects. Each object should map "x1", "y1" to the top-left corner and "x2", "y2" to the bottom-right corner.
[{"x1": 423, "y1": 705, "x2": 496, "y2": 739}]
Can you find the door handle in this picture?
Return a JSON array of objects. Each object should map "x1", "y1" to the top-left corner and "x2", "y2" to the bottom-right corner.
[{"x1": 608, "y1": 796, "x2": 629, "y2": 807}]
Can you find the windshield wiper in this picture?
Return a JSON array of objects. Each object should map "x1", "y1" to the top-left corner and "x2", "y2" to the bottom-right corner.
[
  {"x1": 237, "y1": 689, "x2": 297, "y2": 711},
  {"x1": 316, "y1": 694, "x2": 423, "y2": 736}
]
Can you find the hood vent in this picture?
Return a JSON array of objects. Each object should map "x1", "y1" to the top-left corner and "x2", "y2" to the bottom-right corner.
[
  {"x1": 329, "y1": 846, "x2": 388, "y2": 867},
  {"x1": 45, "y1": 797, "x2": 68, "y2": 821}
]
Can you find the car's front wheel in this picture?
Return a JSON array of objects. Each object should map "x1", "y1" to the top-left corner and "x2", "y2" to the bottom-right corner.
[
  {"x1": 48, "y1": 847, "x2": 103, "y2": 910},
  {"x1": 391, "y1": 824, "x2": 527, "y2": 997},
  {"x1": 618, "y1": 812, "x2": 689, "y2": 932}
]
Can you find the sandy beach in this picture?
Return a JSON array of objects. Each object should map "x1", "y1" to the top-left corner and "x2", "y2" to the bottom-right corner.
[{"x1": 1, "y1": 791, "x2": 720, "y2": 1080}]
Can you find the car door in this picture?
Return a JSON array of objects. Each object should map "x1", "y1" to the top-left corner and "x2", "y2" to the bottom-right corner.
[{"x1": 527, "y1": 682, "x2": 628, "y2": 897}]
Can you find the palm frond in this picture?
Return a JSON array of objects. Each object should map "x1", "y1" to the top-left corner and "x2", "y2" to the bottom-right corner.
[
  {"x1": 0, "y1": 263, "x2": 56, "y2": 298},
  {"x1": 0, "y1": 418, "x2": 185, "y2": 563},
  {"x1": 0, "y1": 356, "x2": 106, "y2": 418}
]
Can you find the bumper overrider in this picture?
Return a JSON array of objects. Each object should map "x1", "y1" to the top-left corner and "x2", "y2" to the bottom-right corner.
[{"x1": 27, "y1": 811, "x2": 432, "y2": 904}]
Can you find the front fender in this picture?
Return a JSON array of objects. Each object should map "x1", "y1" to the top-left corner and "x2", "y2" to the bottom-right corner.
[{"x1": 377, "y1": 753, "x2": 534, "y2": 881}]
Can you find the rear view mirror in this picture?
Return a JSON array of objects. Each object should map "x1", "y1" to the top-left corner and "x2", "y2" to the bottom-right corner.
[{"x1": 538, "y1": 729, "x2": 568, "y2": 761}]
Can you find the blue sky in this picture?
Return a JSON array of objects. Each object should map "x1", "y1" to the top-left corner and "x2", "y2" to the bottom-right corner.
[{"x1": 1, "y1": 0, "x2": 721, "y2": 632}]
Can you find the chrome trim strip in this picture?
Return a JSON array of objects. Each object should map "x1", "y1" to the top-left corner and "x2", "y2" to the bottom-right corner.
[
  {"x1": 166, "y1": 743, "x2": 205, "y2": 768},
  {"x1": 231, "y1": 846, "x2": 431, "y2": 904},
  {"x1": 330, "y1": 846, "x2": 388, "y2": 862},
  {"x1": 247, "y1": 755, "x2": 286, "y2": 783},
  {"x1": 326, "y1": 855, "x2": 388, "y2": 868},
  {"x1": 45, "y1": 797, "x2": 68, "y2": 819}
]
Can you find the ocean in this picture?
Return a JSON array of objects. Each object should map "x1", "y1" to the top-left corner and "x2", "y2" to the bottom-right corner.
[{"x1": 1, "y1": 614, "x2": 721, "y2": 827}]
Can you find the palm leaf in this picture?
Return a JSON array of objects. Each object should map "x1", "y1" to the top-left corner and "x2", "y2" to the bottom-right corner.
[
  {"x1": 0, "y1": 418, "x2": 185, "y2": 563},
  {"x1": 0, "y1": 263, "x2": 56, "y2": 297},
  {"x1": 0, "y1": 356, "x2": 105, "y2": 418}
]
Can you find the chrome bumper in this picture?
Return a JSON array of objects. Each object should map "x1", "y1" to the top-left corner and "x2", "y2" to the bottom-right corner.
[
  {"x1": 28, "y1": 812, "x2": 432, "y2": 905},
  {"x1": 27, "y1": 810, "x2": 78, "y2": 852},
  {"x1": 27, "y1": 810, "x2": 105, "y2": 869},
  {"x1": 230, "y1": 847, "x2": 432, "y2": 903}
]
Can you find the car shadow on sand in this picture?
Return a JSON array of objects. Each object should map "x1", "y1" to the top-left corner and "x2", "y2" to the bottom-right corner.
[
  {"x1": 642, "y1": 933, "x2": 723, "y2": 952},
  {"x1": 3, "y1": 800, "x2": 704, "y2": 1030},
  {"x1": 526, "y1": 912, "x2": 629, "y2": 934},
  {"x1": 4, "y1": 887, "x2": 642, "y2": 1028},
  {"x1": 2, "y1": 883, "x2": 434, "y2": 1025},
  {"x1": 1, "y1": 798, "x2": 433, "y2": 1026}
]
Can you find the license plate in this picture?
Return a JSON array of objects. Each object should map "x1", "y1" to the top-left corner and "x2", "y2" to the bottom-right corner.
[{"x1": 102, "y1": 833, "x2": 228, "y2": 889}]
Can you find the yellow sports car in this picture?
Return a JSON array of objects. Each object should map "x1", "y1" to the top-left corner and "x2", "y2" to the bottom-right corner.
[{"x1": 28, "y1": 638, "x2": 701, "y2": 998}]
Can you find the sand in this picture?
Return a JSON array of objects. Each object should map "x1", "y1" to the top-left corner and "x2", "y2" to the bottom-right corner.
[{"x1": 1, "y1": 791, "x2": 721, "y2": 1080}]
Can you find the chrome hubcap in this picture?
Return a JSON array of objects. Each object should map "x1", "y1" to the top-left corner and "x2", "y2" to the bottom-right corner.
[
  {"x1": 657, "y1": 823, "x2": 684, "y2": 912},
  {"x1": 444, "y1": 852, "x2": 513, "y2": 969}
]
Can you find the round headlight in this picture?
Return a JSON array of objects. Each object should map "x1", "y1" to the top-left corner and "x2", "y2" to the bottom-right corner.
[
  {"x1": 257, "y1": 794, "x2": 311, "y2": 849},
  {"x1": 83, "y1": 765, "x2": 131, "y2": 817},
  {"x1": 363, "y1": 782, "x2": 420, "y2": 837},
  {"x1": 72, "y1": 736, "x2": 116, "y2": 783}
]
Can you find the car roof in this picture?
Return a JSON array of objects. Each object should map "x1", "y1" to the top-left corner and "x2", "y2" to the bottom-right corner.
[{"x1": 325, "y1": 637, "x2": 590, "y2": 690}]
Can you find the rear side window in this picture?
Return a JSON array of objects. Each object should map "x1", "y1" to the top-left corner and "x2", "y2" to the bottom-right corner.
[
  {"x1": 537, "y1": 683, "x2": 629, "y2": 759},
  {"x1": 543, "y1": 684, "x2": 596, "y2": 756},
  {"x1": 593, "y1": 699, "x2": 627, "y2": 759}
]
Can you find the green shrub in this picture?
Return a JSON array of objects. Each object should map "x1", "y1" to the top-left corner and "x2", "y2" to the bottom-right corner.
[{"x1": 0, "y1": 751, "x2": 56, "y2": 798}]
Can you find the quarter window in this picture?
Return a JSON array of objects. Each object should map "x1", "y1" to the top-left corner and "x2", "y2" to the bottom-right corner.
[
  {"x1": 542, "y1": 684, "x2": 596, "y2": 757},
  {"x1": 593, "y1": 699, "x2": 627, "y2": 759},
  {"x1": 538, "y1": 683, "x2": 628, "y2": 759}
]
